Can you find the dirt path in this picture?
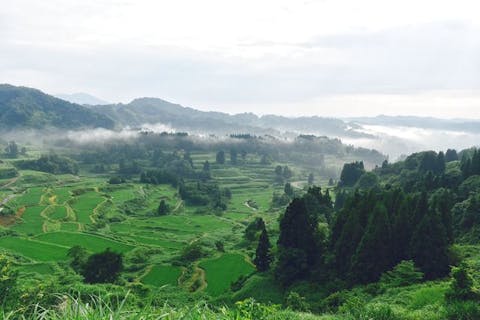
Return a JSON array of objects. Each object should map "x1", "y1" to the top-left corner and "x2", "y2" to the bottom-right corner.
[
  {"x1": 0, "y1": 175, "x2": 20, "y2": 189},
  {"x1": 244, "y1": 200, "x2": 257, "y2": 211},
  {"x1": 172, "y1": 200, "x2": 184, "y2": 213}
]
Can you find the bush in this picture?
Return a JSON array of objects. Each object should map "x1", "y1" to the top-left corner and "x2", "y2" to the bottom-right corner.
[
  {"x1": 445, "y1": 301, "x2": 480, "y2": 320},
  {"x1": 285, "y1": 291, "x2": 310, "y2": 312},
  {"x1": 380, "y1": 260, "x2": 424, "y2": 288}
]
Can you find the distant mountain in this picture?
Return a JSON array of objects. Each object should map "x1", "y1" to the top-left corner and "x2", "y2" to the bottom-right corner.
[
  {"x1": 56, "y1": 93, "x2": 109, "y2": 105},
  {"x1": 90, "y1": 97, "x2": 369, "y2": 138},
  {"x1": 0, "y1": 84, "x2": 114, "y2": 130}
]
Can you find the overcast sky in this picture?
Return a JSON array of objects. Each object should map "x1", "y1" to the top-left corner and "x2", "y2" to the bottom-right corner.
[{"x1": 1, "y1": 0, "x2": 480, "y2": 118}]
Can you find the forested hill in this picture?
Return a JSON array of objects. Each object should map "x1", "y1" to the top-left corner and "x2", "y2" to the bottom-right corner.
[
  {"x1": 89, "y1": 97, "x2": 367, "y2": 137},
  {"x1": 0, "y1": 84, "x2": 114, "y2": 130}
]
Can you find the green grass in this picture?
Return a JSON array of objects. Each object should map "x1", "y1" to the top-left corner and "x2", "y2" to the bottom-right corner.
[
  {"x1": 0, "y1": 237, "x2": 69, "y2": 261},
  {"x1": 60, "y1": 222, "x2": 80, "y2": 232},
  {"x1": 11, "y1": 206, "x2": 46, "y2": 235},
  {"x1": 70, "y1": 192, "x2": 104, "y2": 224},
  {"x1": 47, "y1": 206, "x2": 68, "y2": 220},
  {"x1": 141, "y1": 265, "x2": 182, "y2": 287},
  {"x1": 200, "y1": 253, "x2": 255, "y2": 296},
  {"x1": 12, "y1": 187, "x2": 45, "y2": 207},
  {"x1": 34, "y1": 231, "x2": 133, "y2": 253},
  {"x1": 16, "y1": 263, "x2": 54, "y2": 275}
]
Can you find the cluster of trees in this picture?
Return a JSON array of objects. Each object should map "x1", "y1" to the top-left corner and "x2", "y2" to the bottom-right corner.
[
  {"x1": 216, "y1": 149, "x2": 247, "y2": 165},
  {"x1": 274, "y1": 165, "x2": 293, "y2": 183},
  {"x1": 67, "y1": 246, "x2": 123, "y2": 284},
  {"x1": 461, "y1": 148, "x2": 480, "y2": 178},
  {"x1": 179, "y1": 181, "x2": 231, "y2": 210},
  {"x1": 338, "y1": 161, "x2": 365, "y2": 187},
  {"x1": 3, "y1": 141, "x2": 26, "y2": 158},
  {"x1": 330, "y1": 188, "x2": 453, "y2": 283},
  {"x1": 15, "y1": 154, "x2": 78, "y2": 174},
  {"x1": 271, "y1": 149, "x2": 479, "y2": 290}
]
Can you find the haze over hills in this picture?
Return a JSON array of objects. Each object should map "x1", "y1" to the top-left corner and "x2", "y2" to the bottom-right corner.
[
  {"x1": 1, "y1": 84, "x2": 479, "y2": 159},
  {"x1": 55, "y1": 93, "x2": 110, "y2": 106}
]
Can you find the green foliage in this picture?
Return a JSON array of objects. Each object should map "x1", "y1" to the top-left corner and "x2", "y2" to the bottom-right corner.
[
  {"x1": 67, "y1": 245, "x2": 88, "y2": 274},
  {"x1": 253, "y1": 228, "x2": 273, "y2": 272},
  {"x1": 16, "y1": 154, "x2": 78, "y2": 175},
  {"x1": 82, "y1": 249, "x2": 123, "y2": 284},
  {"x1": 380, "y1": 260, "x2": 423, "y2": 288},
  {"x1": 245, "y1": 217, "x2": 266, "y2": 242},
  {"x1": 0, "y1": 255, "x2": 18, "y2": 307},
  {"x1": 339, "y1": 161, "x2": 365, "y2": 187},
  {"x1": 157, "y1": 199, "x2": 169, "y2": 215},
  {"x1": 285, "y1": 291, "x2": 310, "y2": 312},
  {"x1": 445, "y1": 263, "x2": 480, "y2": 303}
]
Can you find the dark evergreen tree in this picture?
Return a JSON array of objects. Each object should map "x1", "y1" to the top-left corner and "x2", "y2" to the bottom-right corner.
[
  {"x1": 157, "y1": 199, "x2": 169, "y2": 215},
  {"x1": 350, "y1": 204, "x2": 393, "y2": 283},
  {"x1": 308, "y1": 173, "x2": 314, "y2": 185},
  {"x1": 410, "y1": 209, "x2": 451, "y2": 280},
  {"x1": 445, "y1": 149, "x2": 458, "y2": 162},
  {"x1": 276, "y1": 198, "x2": 319, "y2": 286},
  {"x1": 216, "y1": 150, "x2": 225, "y2": 164},
  {"x1": 254, "y1": 228, "x2": 272, "y2": 272},
  {"x1": 284, "y1": 182, "x2": 294, "y2": 197},
  {"x1": 339, "y1": 161, "x2": 365, "y2": 186}
]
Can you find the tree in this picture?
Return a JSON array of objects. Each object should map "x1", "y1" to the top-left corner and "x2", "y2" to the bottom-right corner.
[
  {"x1": 350, "y1": 204, "x2": 393, "y2": 283},
  {"x1": 215, "y1": 240, "x2": 225, "y2": 252},
  {"x1": 67, "y1": 245, "x2": 88, "y2": 274},
  {"x1": 157, "y1": 199, "x2": 169, "y2": 215},
  {"x1": 380, "y1": 260, "x2": 423, "y2": 288},
  {"x1": 4, "y1": 141, "x2": 18, "y2": 158},
  {"x1": 203, "y1": 160, "x2": 210, "y2": 172},
  {"x1": 275, "y1": 165, "x2": 283, "y2": 176},
  {"x1": 339, "y1": 161, "x2": 365, "y2": 187},
  {"x1": 445, "y1": 149, "x2": 458, "y2": 162},
  {"x1": 445, "y1": 263, "x2": 479, "y2": 303},
  {"x1": 276, "y1": 198, "x2": 319, "y2": 285},
  {"x1": 0, "y1": 254, "x2": 17, "y2": 306},
  {"x1": 410, "y1": 208, "x2": 451, "y2": 280},
  {"x1": 245, "y1": 217, "x2": 266, "y2": 242},
  {"x1": 308, "y1": 173, "x2": 314, "y2": 185},
  {"x1": 254, "y1": 228, "x2": 272, "y2": 272},
  {"x1": 284, "y1": 182, "x2": 294, "y2": 197},
  {"x1": 82, "y1": 249, "x2": 123, "y2": 284},
  {"x1": 283, "y1": 166, "x2": 293, "y2": 179},
  {"x1": 230, "y1": 149, "x2": 238, "y2": 165},
  {"x1": 216, "y1": 150, "x2": 225, "y2": 164}
]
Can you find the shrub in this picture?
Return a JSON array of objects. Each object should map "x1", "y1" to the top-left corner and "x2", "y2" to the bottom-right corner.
[
  {"x1": 285, "y1": 291, "x2": 310, "y2": 312},
  {"x1": 380, "y1": 260, "x2": 424, "y2": 288}
]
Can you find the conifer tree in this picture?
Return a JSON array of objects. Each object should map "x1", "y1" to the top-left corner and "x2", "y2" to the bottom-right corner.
[
  {"x1": 410, "y1": 209, "x2": 451, "y2": 279},
  {"x1": 254, "y1": 228, "x2": 272, "y2": 272},
  {"x1": 350, "y1": 204, "x2": 392, "y2": 283}
]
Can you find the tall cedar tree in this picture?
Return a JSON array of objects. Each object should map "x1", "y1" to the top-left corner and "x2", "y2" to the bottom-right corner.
[
  {"x1": 254, "y1": 228, "x2": 273, "y2": 272},
  {"x1": 410, "y1": 208, "x2": 451, "y2": 279},
  {"x1": 276, "y1": 198, "x2": 318, "y2": 286},
  {"x1": 350, "y1": 204, "x2": 393, "y2": 283}
]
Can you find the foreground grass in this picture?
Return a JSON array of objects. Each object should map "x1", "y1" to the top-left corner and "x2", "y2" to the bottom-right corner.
[{"x1": 2, "y1": 295, "x2": 325, "y2": 320}]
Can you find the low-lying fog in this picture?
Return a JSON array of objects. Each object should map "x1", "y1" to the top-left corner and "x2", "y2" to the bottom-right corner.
[{"x1": 344, "y1": 124, "x2": 480, "y2": 161}]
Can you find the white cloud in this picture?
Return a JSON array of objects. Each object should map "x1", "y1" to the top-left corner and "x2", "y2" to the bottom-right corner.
[{"x1": 1, "y1": 0, "x2": 480, "y2": 117}]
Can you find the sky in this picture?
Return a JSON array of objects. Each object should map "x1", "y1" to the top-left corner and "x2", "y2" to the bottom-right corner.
[{"x1": 1, "y1": 0, "x2": 480, "y2": 118}]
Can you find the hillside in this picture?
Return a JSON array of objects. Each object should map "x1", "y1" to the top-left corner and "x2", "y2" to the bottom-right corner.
[
  {"x1": 0, "y1": 84, "x2": 114, "y2": 130},
  {"x1": 90, "y1": 98, "x2": 367, "y2": 138}
]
